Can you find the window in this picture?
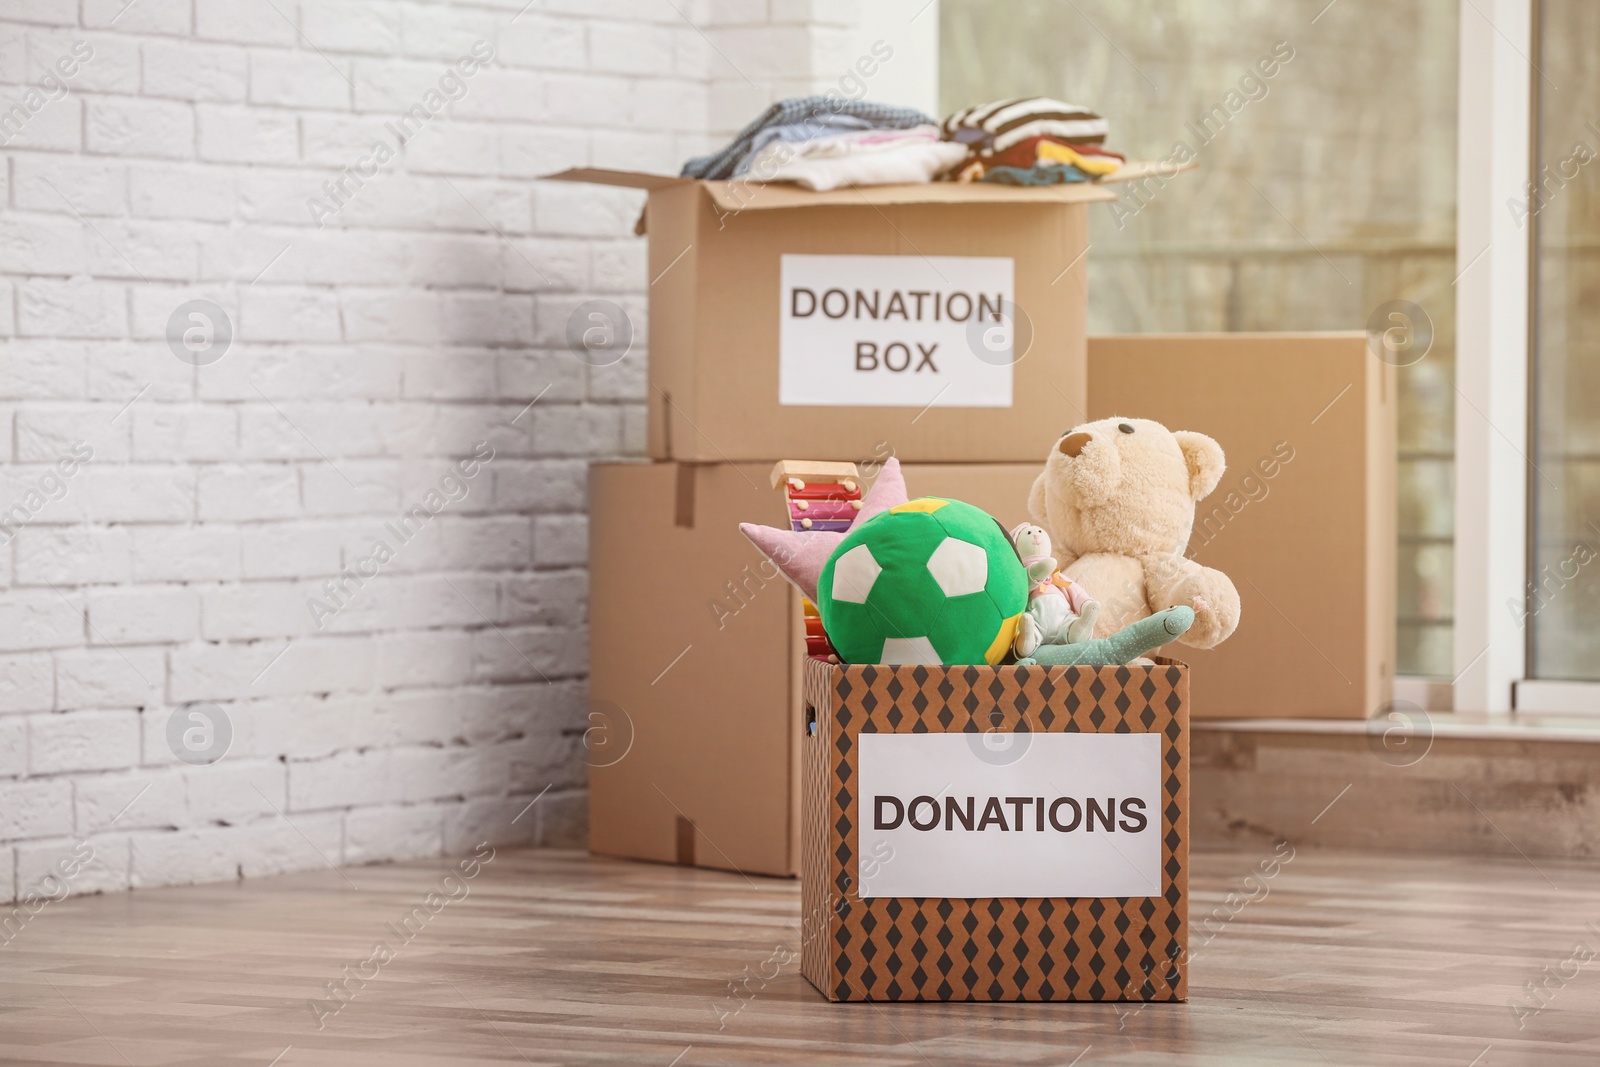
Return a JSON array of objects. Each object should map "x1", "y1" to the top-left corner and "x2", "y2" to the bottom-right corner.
[
  {"x1": 940, "y1": 0, "x2": 1460, "y2": 676},
  {"x1": 1528, "y1": 0, "x2": 1600, "y2": 681}
]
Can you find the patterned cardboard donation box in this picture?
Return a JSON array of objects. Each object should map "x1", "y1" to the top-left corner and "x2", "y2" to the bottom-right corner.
[{"x1": 800, "y1": 657, "x2": 1189, "y2": 1002}]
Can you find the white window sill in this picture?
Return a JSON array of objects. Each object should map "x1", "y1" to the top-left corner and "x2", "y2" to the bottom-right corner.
[{"x1": 1195, "y1": 715, "x2": 1600, "y2": 744}]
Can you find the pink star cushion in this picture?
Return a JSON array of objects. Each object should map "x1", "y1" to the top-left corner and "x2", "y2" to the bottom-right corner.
[{"x1": 739, "y1": 458, "x2": 910, "y2": 601}]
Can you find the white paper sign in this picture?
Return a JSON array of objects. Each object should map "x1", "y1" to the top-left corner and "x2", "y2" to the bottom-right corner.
[
  {"x1": 856, "y1": 733, "x2": 1162, "y2": 899},
  {"x1": 778, "y1": 253, "x2": 1016, "y2": 408}
]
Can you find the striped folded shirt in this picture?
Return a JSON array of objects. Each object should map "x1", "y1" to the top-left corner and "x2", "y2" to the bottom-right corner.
[{"x1": 940, "y1": 97, "x2": 1109, "y2": 155}]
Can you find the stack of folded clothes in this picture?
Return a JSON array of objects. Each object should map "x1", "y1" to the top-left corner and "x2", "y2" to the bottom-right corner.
[
  {"x1": 942, "y1": 97, "x2": 1124, "y2": 185},
  {"x1": 679, "y1": 94, "x2": 1123, "y2": 191}
]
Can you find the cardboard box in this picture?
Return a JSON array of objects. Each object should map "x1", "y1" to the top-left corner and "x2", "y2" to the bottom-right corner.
[
  {"x1": 1088, "y1": 333, "x2": 1396, "y2": 719},
  {"x1": 800, "y1": 656, "x2": 1189, "y2": 1002},
  {"x1": 587, "y1": 461, "x2": 1045, "y2": 876},
  {"x1": 549, "y1": 165, "x2": 1178, "y2": 465}
]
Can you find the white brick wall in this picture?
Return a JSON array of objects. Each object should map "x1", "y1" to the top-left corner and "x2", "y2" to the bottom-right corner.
[{"x1": 0, "y1": 0, "x2": 934, "y2": 905}]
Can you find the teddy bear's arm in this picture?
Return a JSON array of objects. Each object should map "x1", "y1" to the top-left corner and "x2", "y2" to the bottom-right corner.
[{"x1": 1142, "y1": 554, "x2": 1241, "y2": 650}]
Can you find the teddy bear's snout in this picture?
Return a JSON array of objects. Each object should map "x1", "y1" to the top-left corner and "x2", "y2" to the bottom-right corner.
[{"x1": 1058, "y1": 432, "x2": 1093, "y2": 458}]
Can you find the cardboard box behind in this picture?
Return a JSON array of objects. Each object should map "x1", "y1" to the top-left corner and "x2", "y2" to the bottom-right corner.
[
  {"x1": 549, "y1": 169, "x2": 1171, "y2": 465},
  {"x1": 588, "y1": 461, "x2": 1044, "y2": 877},
  {"x1": 1089, "y1": 333, "x2": 1396, "y2": 719}
]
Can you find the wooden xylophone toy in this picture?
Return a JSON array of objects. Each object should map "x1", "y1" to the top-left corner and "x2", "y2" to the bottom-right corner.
[{"x1": 769, "y1": 460, "x2": 863, "y2": 662}]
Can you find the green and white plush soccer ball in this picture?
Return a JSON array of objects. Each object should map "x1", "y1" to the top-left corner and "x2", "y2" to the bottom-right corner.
[{"x1": 816, "y1": 497, "x2": 1028, "y2": 666}]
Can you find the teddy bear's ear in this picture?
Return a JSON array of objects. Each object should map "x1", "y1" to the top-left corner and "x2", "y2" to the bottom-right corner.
[{"x1": 1173, "y1": 431, "x2": 1225, "y2": 501}]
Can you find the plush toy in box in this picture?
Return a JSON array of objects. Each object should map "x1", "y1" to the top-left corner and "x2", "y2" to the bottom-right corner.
[
  {"x1": 1030, "y1": 415, "x2": 1241, "y2": 649},
  {"x1": 740, "y1": 415, "x2": 1236, "y2": 668}
]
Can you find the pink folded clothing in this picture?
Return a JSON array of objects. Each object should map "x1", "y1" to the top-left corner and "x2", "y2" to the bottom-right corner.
[{"x1": 782, "y1": 124, "x2": 943, "y2": 156}]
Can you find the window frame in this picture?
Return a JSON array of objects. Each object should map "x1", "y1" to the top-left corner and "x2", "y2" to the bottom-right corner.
[{"x1": 1440, "y1": 0, "x2": 1599, "y2": 715}]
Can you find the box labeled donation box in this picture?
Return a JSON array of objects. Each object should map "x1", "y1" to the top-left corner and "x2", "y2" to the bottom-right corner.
[
  {"x1": 800, "y1": 657, "x2": 1190, "y2": 1003},
  {"x1": 546, "y1": 164, "x2": 1181, "y2": 465}
]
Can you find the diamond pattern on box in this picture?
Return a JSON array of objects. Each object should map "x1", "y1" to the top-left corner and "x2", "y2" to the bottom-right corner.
[{"x1": 800, "y1": 657, "x2": 1189, "y2": 1002}]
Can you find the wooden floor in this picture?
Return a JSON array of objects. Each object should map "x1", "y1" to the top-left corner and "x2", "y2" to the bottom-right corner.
[{"x1": 4, "y1": 847, "x2": 1600, "y2": 1066}]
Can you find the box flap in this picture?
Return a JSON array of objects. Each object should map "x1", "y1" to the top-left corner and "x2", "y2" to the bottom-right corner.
[
  {"x1": 702, "y1": 159, "x2": 1193, "y2": 212},
  {"x1": 1097, "y1": 158, "x2": 1198, "y2": 185},
  {"x1": 542, "y1": 167, "x2": 691, "y2": 191},
  {"x1": 547, "y1": 160, "x2": 1195, "y2": 216},
  {"x1": 703, "y1": 179, "x2": 1119, "y2": 212}
]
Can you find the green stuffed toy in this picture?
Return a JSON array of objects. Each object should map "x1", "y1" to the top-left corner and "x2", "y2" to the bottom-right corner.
[
  {"x1": 1014, "y1": 605, "x2": 1194, "y2": 666},
  {"x1": 817, "y1": 497, "x2": 1026, "y2": 666}
]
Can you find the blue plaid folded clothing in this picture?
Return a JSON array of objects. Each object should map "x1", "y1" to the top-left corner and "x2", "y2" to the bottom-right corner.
[
  {"x1": 681, "y1": 96, "x2": 936, "y2": 181},
  {"x1": 730, "y1": 113, "x2": 875, "y2": 176},
  {"x1": 940, "y1": 97, "x2": 1109, "y2": 156}
]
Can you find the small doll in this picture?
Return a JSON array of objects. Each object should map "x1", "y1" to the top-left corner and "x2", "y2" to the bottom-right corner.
[{"x1": 1010, "y1": 522, "x2": 1100, "y2": 658}]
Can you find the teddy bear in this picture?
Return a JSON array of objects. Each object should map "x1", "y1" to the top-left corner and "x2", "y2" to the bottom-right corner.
[
  {"x1": 1027, "y1": 416, "x2": 1241, "y2": 650},
  {"x1": 1008, "y1": 522, "x2": 1100, "y2": 657}
]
